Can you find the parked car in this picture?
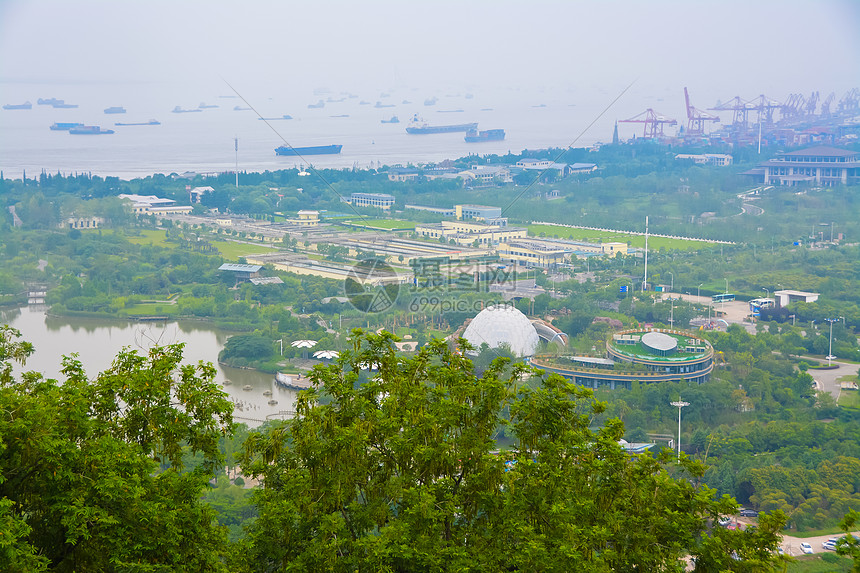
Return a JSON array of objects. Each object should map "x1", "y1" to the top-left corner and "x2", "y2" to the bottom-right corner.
[
  {"x1": 717, "y1": 516, "x2": 732, "y2": 527},
  {"x1": 822, "y1": 541, "x2": 836, "y2": 551},
  {"x1": 739, "y1": 508, "x2": 759, "y2": 517},
  {"x1": 800, "y1": 542, "x2": 814, "y2": 554}
]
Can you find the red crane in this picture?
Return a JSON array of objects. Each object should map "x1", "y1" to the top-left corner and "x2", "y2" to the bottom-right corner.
[
  {"x1": 684, "y1": 87, "x2": 719, "y2": 135},
  {"x1": 618, "y1": 108, "x2": 677, "y2": 139}
]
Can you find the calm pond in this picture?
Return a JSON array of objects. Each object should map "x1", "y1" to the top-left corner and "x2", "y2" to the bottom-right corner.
[{"x1": 1, "y1": 306, "x2": 299, "y2": 427}]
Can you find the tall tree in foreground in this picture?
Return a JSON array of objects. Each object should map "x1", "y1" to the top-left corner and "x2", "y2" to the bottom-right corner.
[
  {"x1": 0, "y1": 326, "x2": 235, "y2": 572},
  {"x1": 241, "y1": 331, "x2": 785, "y2": 572}
]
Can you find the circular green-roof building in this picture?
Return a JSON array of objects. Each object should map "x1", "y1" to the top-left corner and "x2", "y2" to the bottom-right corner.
[{"x1": 530, "y1": 328, "x2": 714, "y2": 390}]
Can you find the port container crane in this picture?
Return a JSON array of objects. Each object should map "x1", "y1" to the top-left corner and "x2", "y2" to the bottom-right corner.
[
  {"x1": 618, "y1": 108, "x2": 677, "y2": 139},
  {"x1": 709, "y1": 96, "x2": 754, "y2": 129},
  {"x1": 684, "y1": 87, "x2": 719, "y2": 135},
  {"x1": 820, "y1": 92, "x2": 835, "y2": 118}
]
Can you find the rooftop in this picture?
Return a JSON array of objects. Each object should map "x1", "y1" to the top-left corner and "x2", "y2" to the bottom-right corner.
[
  {"x1": 780, "y1": 146, "x2": 857, "y2": 158},
  {"x1": 218, "y1": 263, "x2": 263, "y2": 273}
]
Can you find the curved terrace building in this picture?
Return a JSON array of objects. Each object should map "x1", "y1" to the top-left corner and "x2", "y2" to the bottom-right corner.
[{"x1": 530, "y1": 328, "x2": 714, "y2": 390}]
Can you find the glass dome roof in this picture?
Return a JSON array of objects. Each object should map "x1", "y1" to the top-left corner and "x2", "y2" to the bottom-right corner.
[{"x1": 462, "y1": 305, "x2": 540, "y2": 357}]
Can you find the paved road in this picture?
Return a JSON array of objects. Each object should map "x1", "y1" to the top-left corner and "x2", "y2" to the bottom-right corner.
[
  {"x1": 791, "y1": 355, "x2": 854, "y2": 399},
  {"x1": 732, "y1": 517, "x2": 860, "y2": 557},
  {"x1": 661, "y1": 294, "x2": 757, "y2": 334},
  {"x1": 732, "y1": 516, "x2": 858, "y2": 557}
]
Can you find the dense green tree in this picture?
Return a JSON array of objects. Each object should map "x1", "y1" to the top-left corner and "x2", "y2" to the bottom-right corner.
[
  {"x1": 240, "y1": 331, "x2": 783, "y2": 572},
  {"x1": 0, "y1": 327, "x2": 235, "y2": 572}
]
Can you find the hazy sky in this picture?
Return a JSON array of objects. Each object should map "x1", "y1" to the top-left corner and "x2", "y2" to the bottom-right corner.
[{"x1": 2, "y1": 0, "x2": 859, "y2": 111}]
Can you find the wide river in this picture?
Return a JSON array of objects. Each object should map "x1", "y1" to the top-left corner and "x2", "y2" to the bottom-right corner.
[{"x1": 1, "y1": 305, "x2": 299, "y2": 427}]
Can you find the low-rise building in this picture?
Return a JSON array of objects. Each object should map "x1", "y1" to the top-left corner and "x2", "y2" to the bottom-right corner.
[
  {"x1": 455, "y1": 204, "x2": 504, "y2": 224},
  {"x1": 467, "y1": 165, "x2": 512, "y2": 184},
  {"x1": 774, "y1": 289, "x2": 819, "y2": 308},
  {"x1": 755, "y1": 146, "x2": 859, "y2": 186},
  {"x1": 415, "y1": 220, "x2": 527, "y2": 246},
  {"x1": 497, "y1": 240, "x2": 568, "y2": 268},
  {"x1": 218, "y1": 263, "x2": 262, "y2": 282},
  {"x1": 189, "y1": 186, "x2": 215, "y2": 203},
  {"x1": 405, "y1": 204, "x2": 456, "y2": 216},
  {"x1": 387, "y1": 167, "x2": 420, "y2": 182},
  {"x1": 118, "y1": 194, "x2": 193, "y2": 215},
  {"x1": 61, "y1": 216, "x2": 104, "y2": 230},
  {"x1": 674, "y1": 154, "x2": 733, "y2": 166},
  {"x1": 495, "y1": 237, "x2": 628, "y2": 268},
  {"x1": 568, "y1": 162, "x2": 598, "y2": 174},
  {"x1": 342, "y1": 192, "x2": 395, "y2": 209},
  {"x1": 286, "y1": 210, "x2": 320, "y2": 226}
]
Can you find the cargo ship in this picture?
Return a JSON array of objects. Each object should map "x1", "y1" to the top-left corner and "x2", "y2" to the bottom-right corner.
[
  {"x1": 38, "y1": 97, "x2": 78, "y2": 108},
  {"x1": 465, "y1": 128, "x2": 505, "y2": 142},
  {"x1": 50, "y1": 122, "x2": 84, "y2": 131},
  {"x1": 172, "y1": 106, "x2": 202, "y2": 113},
  {"x1": 275, "y1": 144, "x2": 342, "y2": 156},
  {"x1": 381, "y1": 115, "x2": 399, "y2": 124},
  {"x1": 3, "y1": 101, "x2": 32, "y2": 110},
  {"x1": 406, "y1": 114, "x2": 476, "y2": 134},
  {"x1": 69, "y1": 125, "x2": 115, "y2": 135},
  {"x1": 258, "y1": 115, "x2": 292, "y2": 120},
  {"x1": 114, "y1": 119, "x2": 160, "y2": 126},
  {"x1": 104, "y1": 106, "x2": 126, "y2": 114}
]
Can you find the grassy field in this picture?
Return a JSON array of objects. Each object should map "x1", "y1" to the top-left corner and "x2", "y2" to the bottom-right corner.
[
  {"x1": 124, "y1": 303, "x2": 175, "y2": 316},
  {"x1": 527, "y1": 224, "x2": 709, "y2": 251},
  {"x1": 341, "y1": 219, "x2": 416, "y2": 230},
  {"x1": 115, "y1": 229, "x2": 174, "y2": 248},
  {"x1": 787, "y1": 554, "x2": 854, "y2": 572},
  {"x1": 209, "y1": 240, "x2": 276, "y2": 260},
  {"x1": 838, "y1": 389, "x2": 860, "y2": 408}
]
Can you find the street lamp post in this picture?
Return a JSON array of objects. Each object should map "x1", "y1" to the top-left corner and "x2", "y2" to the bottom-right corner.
[
  {"x1": 724, "y1": 278, "x2": 729, "y2": 294},
  {"x1": 762, "y1": 287, "x2": 769, "y2": 300},
  {"x1": 670, "y1": 298, "x2": 675, "y2": 328},
  {"x1": 825, "y1": 318, "x2": 838, "y2": 364},
  {"x1": 667, "y1": 271, "x2": 674, "y2": 292},
  {"x1": 670, "y1": 400, "x2": 689, "y2": 462},
  {"x1": 697, "y1": 283, "x2": 703, "y2": 299}
]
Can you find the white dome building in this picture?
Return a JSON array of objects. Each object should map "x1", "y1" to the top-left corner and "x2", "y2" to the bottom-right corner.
[{"x1": 462, "y1": 305, "x2": 540, "y2": 357}]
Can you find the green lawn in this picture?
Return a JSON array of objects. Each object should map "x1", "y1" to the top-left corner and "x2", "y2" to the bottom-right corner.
[
  {"x1": 787, "y1": 554, "x2": 854, "y2": 572},
  {"x1": 209, "y1": 240, "x2": 275, "y2": 260},
  {"x1": 124, "y1": 303, "x2": 174, "y2": 316},
  {"x1": 527, "y1": 224, "x2": 708, "y2": 251},
  {"x1": 838, "y1": 390, "x2": 860, "y2": 409},
  {"x1": 114, "y1": 229, "x2": 174, "y2": 248}
]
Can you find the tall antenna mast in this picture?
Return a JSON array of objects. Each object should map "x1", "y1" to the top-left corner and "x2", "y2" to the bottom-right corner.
[
  {"x1": 643, "y1": 215, "x2": 649, "y2": 292},
  {"x1": 234, "y1": 137, "x2": 239, "y2": 189}
]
